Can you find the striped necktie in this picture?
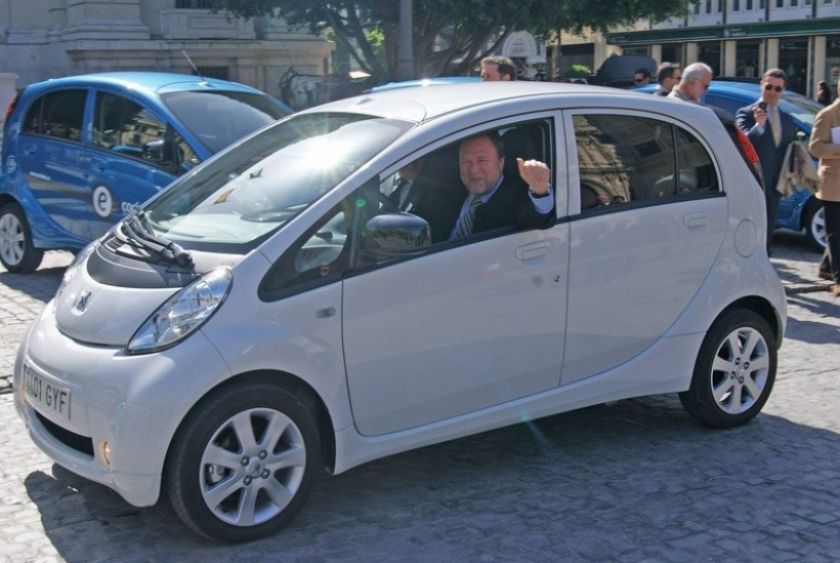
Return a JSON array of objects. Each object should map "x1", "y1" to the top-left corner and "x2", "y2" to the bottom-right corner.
[
  {"x1": 452, "y1": 194, "x2": 483, "y2": 240},
  {"x1": 769, "y1": 107, "x2": 781, "y2": 146}
]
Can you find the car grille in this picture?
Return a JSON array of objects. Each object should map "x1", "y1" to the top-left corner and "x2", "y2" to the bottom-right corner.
[{"x1": 35, "y1": 412, "x2": 94, "y2": 457}]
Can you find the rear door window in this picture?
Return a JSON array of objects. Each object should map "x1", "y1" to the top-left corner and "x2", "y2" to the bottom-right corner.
[
  {"x1": 573, "y1": 113, "x2": 719, "y2": 212},
  {"x1": 22, "y1": 89, "x2": 87, "y2": 142}
]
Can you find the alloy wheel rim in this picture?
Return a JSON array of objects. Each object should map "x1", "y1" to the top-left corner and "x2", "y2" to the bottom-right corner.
[
  {"x1": 812, "y1": 207, "x2": 827, "y2": 248},
  {"x1": 199, "y1": 408, "x2": 306, "y2": 527},
  {"x1": 0, "y1": 212, "x2": 25, "y2": 266},
  {"x1": 710, "y1": 326, "x2": 770, "y2": 415}
]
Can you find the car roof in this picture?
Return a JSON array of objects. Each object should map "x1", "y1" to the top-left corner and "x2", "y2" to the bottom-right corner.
[
  {"x1": 309, "y1": 81, "x2": 718, "y2": 124},
  {"x1": 370, "y1": 76, "x2": 480, "y2": 92},
  {"x1": 29, "y1": 72, "x2": 265, "y2": 96}
]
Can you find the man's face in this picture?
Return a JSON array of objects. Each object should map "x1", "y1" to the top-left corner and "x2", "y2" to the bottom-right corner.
[
  {"x1": 760, "y1": 76, "x2": 786, "y2": 105},
  {"x1": 685, "y1": 71, "x2": 711, "y2": 102},
  {"x1": 459, "y1": 136, "x2": 504, "y2": 195},
  {"x1": 480, "y1": 62, "x2": 510, "y2": 82},
  {"x1": 634, "y1": 73, "x2": 650, "y2": 85},
  {"x1": 662, "y1": 69, "x2": 681, "y2": 92}
]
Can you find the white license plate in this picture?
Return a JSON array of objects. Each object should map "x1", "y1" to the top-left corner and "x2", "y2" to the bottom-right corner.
[{"x1": 23, "y1": 363, "x2": 72, "y2": 423}]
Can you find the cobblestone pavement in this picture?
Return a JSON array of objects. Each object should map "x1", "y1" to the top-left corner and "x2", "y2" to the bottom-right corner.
[{"x1": 0, "y1": 235, "x2": 838, "y2": 562}]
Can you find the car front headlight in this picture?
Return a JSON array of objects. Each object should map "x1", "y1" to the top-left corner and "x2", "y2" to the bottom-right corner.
[{"x1": 127, "y1": 268, "x2": 232, "y2": 354}]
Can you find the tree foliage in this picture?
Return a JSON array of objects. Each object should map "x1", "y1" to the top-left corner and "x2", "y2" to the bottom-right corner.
[{"x1": 213, "y1": 0, "x2": 693, "y2": 81}]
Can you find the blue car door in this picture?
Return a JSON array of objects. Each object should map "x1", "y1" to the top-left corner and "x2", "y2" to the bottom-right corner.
[
  {"x1": 84, "y1": 90, "x2": 198, "y2": 239},
  {"x1": 16, "y1": 88, "x2": 92, "y2": 242}
]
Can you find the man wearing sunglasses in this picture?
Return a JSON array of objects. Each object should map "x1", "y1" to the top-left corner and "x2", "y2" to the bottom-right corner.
[{"x1": 735, "y1": 68, "x2": 795, "y2": 255}]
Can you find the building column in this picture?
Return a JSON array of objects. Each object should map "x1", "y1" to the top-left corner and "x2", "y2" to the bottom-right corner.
[
  {"x1": 685, "y1": 42, "x2": 699, "y2": 64},
  {"x1": 650, "y1": 44, "x2": 662, "y2": 66},
  {"x1": 765, "y1": 37, "x2": 779, "y2": 71},
  {"x1": 813, "y1": 35, "x2": 827, "y2": 96},
  {"x1": 724, "y1": 40, "x2": 736, "y2": 76}
]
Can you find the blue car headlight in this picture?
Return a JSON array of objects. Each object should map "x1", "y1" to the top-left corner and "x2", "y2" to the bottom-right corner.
[{"x1": 127, "y1": 268, "x2": 232, "y2": 354}]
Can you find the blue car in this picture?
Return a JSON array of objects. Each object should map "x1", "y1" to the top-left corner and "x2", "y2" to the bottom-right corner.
[
  {"x1": 637, "y1": 80, "x2": 827, "y2": 250},
  {"x1": 0, "y1": 72, "x2": 291, "y2": 272}
]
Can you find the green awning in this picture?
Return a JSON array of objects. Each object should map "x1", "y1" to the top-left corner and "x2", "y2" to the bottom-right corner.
[{"x1": 607, "y1": 18, "x2": 840, "y2": 45}]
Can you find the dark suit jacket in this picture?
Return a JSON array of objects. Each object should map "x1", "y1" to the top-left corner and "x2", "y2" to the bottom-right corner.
[
  {"x1": 735, "y1": 102, "x2": 796, "y2": 194},
  {"x1": 471, "y1": 176, "x2": 554, "y2": 236}
]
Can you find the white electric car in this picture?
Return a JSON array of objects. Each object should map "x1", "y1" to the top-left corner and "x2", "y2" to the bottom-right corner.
[{"x1": 14, "y1": 82, "x2": 786, "y2": 542}]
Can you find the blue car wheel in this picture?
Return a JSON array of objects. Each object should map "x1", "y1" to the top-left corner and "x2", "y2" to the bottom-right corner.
[
  {"x1": 0, "y1": 202, "x2": 44, "y2": 273},
  {"x1": 802, "y1": 198, "x2": 827, "y2": 251}
]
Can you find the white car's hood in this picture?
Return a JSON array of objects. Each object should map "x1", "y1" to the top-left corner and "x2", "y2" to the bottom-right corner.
[{"x1": 54, "y1": 264, "x2": 178, "y2": 347}]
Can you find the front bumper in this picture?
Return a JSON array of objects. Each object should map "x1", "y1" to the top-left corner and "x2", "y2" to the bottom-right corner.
[{"x1": 13, "y1": 303, "x2": 232, "y2": 507}]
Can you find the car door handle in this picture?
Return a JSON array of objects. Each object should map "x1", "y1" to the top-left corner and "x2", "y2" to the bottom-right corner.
[
  {"x1": 22, "y1": 144, "x2": 36, "y2": 156},
  {"x1": 316, "y1": 306, "x2": 336, "y2": 319},
  {"x1": 515, "y1": 240, "x2": 551, "y2": 261},
  {"x1": 683, "y1": 212, "x2": 710, "y2": 229}
]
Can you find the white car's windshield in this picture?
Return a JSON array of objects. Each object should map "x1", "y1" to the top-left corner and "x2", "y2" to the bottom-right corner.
[{"x1": 143, "y1": 112, "x2": 412, "y2": 248}]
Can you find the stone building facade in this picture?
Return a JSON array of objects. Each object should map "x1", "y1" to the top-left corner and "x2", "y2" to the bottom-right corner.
[{"x1": 0, "y1": 0, "x2": 333, "y2": 110}]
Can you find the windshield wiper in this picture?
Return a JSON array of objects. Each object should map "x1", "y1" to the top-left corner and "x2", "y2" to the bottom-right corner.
[{"x1": 118, "y1": 211, "x2": 194, "y2": 268}]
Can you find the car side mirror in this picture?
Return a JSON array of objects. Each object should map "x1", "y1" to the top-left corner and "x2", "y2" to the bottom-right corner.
[
  {"x1": 795, "y1": 130, "x2": 807, "y2": 142},
  {"x1": 142, "y1": 139, "x2": 165, "y2": 162},
  {"x1": 360, "y1": 212, "x2": 431, "y2": 262}
]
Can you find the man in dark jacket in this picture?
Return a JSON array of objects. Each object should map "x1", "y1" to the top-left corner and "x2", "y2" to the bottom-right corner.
[
  {"x1": 654, "y1": 62, "x2": 681, "y2": 96},
  {"x1": 735, "y1": 68, "x2": 796, "y2": 254},
  {"x1": 448, "y1": 132, "x2": 554, "y2": 240}
]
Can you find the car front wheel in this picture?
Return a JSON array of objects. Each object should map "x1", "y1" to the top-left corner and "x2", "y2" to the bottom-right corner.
[
  {"x1": 166, "y1": 382, "x2": 321, "y2": 542},
  {"x1": 680, "y1": 309, "x2": 776, "y2": 428},
  {"x1": 0, "y1": 203, "x2": 44, "y2": 273}
]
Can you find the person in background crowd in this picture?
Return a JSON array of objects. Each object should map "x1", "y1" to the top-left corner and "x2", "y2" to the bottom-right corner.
[
  {"x1": 817, "y1": 80, "x2": 832, "y2": 107},
  {"x1": 668, "y1": 62, "x2": 712, "y2": 104},
  {"x1": 654, "y1": 63, "x2": 681, "y2": 96},
  {"x1": 735, "y1": 68, "x2": 796, "y2": 256},
  {"x1": 480, "y1": 56, "x2": 516, "y2": 82},
  {"x1": 809, "y1": 77, "x2": 840, "y2": 296},
  {"x1": 633, "y1": 68, "x2": 652, "y2": 85}
]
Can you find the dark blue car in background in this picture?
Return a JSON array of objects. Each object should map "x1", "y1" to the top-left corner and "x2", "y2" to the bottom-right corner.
[
  {"x1": 637, "y1": 80, "x2": 827, "y2": 250},
  {"x1": 0, "y1": 72, "x2": 291, "y2": 272}
]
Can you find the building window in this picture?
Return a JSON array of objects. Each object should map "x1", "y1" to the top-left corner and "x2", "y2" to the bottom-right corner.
[
  {"x1": 747, "y1": 0, "x2": 753, "y2": 9},
  {"x1": 706, "y1": 0, "x2": 712, "y2": 13},
  {"x1": 196, "y1": 66, "x2": 230, "y2": 80},
  {"x1": 734, "y1": 0, "x2": 740, "y2": 10},
  {"x1": 718, "y1": 0, "x2": 723, "y2": 11},
  {"x1": 175, "y1": 0, "x2": 213, "y2": 8},
  {"x1": 791, "y1": 0, "x2": 798, "y2": 5},
  {"x1": 776, "y1": 0, "x2": 783, "y2": 7}
]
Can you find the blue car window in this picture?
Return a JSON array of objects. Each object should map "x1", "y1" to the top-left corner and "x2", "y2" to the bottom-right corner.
[
  {"x1": 161, "y1": 90, "x2": 289, "y2": 153},
  {"x1": 22, "y1": 89, "x2": 86, "y2": 142},
  {"x1": 93, "y1": 92, "x2": 166, "y2": 155},
  {"x1": 93, "y1": 92, "x2": 201, "y2": 173}
]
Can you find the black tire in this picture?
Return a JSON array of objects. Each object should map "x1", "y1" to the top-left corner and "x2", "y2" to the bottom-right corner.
[
  {"x1": 680, "y1": 309, "x2": 776, "y2": 429},
  {"x1": 802, "y1": 198, "x2": 827, "y2": 252},
  {"x1": 0, "y1": 202, "x2": 44, "y2": 273},
  {"x1": 166, "y1": 382, "x2": 321, "y2": 543}
]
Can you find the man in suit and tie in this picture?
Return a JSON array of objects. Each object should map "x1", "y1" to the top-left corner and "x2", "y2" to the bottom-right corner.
[
  {"x1": 449, "y1": 132, "x2": 554, "y2": 241},
  {"x1": 735, "y1": 68, "x2": 796, "y2": 254},
  {"x1": 388, "y1": 157, "x2": 426, "y2": 213}
]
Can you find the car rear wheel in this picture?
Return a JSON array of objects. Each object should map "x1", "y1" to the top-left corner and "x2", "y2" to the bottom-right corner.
[
  {"x1": 802, "y1": 198, "x2": 827, "y2": 251},
  {"x1": 680, "y1": 309, "x2": 776, "y2": 428},
  {"x1": 166, "y1": 382, "x2": 320, "y2": 542},
  {"x1": 0, "y1": 203, "x2": 44, "y2": 273}
]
